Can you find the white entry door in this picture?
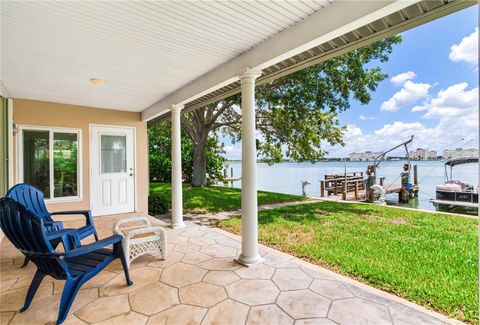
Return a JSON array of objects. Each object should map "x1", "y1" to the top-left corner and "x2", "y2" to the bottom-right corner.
[{"x1": 90, "y1": 125, "x2": 135, "y2": 216}]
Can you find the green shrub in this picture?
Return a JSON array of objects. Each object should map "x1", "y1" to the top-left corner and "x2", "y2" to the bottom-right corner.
[{"x1": 148, "y1": 193, "x2": 171, "y2": 215}]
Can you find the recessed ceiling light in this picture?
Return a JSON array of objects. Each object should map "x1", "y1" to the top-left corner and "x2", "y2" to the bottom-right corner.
[{"x1": 90, "y1": 78, "x2": 106, "y2": 86}]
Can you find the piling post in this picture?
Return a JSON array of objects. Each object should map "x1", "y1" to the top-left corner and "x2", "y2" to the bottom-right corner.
[
  {"x1": 413, "y1": 164, "x2": 418, "y2": 197},
  {"x1": 366, "y1": 165, "x2": 375, "y2": 203},
  {"x1": 320, "y1": 181, "x2": 325, "y2": 197},
  {"x1": 413, "y1": 164, "x2": 418, "y2": 186},
  {"x1": 399, "y1": 164, "x2": 410, "y2": 203},
  {"x1": 223, "y1": 166, "x2": 228, "y2": 186},
  {"x1": 342, "y1": 181, "x2": 347, "y2": 200},
  {"x1": 400, "y1": 180, "x2": 409, "y2": 203},
  {"x1": 354, "y1": 181, "x2": 359, "y2": 199}
]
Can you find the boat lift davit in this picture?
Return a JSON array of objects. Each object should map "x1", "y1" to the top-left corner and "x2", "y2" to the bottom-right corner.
[{"x1": 367, "y1": 135, "x2": 416, "y2": 203}]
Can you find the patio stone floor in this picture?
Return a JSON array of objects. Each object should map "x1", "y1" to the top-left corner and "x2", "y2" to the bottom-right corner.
[{"x1": 0, "y1": 213, "x2": 462, "y2": 325}]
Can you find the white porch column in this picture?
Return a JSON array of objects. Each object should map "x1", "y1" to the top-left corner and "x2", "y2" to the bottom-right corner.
[
  {"x1": 236, "y1": 68, "x2": 263, "y2": 266},
  {"x1": 171, "y1": 104, "x2": 185, "y2": 228}
]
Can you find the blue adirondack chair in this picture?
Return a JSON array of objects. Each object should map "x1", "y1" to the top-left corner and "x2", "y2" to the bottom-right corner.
[
  {"x1": 6, "y1": 183, "x2": 98, "y2": 267},
  {"x1": 0, "y1": 197, "x2": 132, "y2": 324}
]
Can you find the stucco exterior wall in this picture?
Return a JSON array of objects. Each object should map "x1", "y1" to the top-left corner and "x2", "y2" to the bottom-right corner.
[{"x1": 11, "y1": 99, "x2": 149, "y2": 215}]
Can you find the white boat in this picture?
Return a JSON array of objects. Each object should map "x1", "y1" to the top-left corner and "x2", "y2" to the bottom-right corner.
[{"x1": 431, "y1": 158, "x2": 478, "y2": 213}]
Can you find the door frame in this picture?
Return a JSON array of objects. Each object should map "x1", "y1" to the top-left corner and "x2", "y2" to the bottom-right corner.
[{"x1": 89, "y1": 124, "x2": 137, "y2": 216}]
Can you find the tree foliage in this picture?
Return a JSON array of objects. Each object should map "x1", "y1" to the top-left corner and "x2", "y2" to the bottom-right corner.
[
  {"x1": 222, "y1": 36, "x2": 402, "y2": 163},
  {"x1": 181, "y1": 36, "x2": 402, "y2": 185},
  {"x1": 148, "y1": 120, "x2": 225, "y2": 183}
]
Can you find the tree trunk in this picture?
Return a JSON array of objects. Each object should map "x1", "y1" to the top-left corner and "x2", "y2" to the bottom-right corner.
[{"x1": 191, "y1": 137, "x2": 207, "y2": 187}]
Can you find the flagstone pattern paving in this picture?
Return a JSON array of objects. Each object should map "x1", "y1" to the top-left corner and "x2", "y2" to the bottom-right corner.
[{"x1": 0, "y1": 214, "x2": 461, "y2": 325}]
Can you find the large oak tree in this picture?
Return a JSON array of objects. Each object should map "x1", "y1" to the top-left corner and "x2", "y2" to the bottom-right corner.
[{"x1": 182, "y1": 36, "x2": 402, "y2": 186}]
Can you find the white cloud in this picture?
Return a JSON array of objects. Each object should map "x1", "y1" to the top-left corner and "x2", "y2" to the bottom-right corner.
[
  {"x1": 359, "y1": 115, "x2": 375, "y2": 121},
  {"x1": 327, "y1": 81, "x2": 478, "y2": 157},
  {"x1": 374, "y1": 122, "x2": 424, "y2": 137},
  {"x1": 424, "y1": 82, "x2": 478, "y2": 118},
  {"x1": 381, "y1": 80, "x2": 431, "y2": 112},
  {"x1": 390, "y1": 71, "x2": 416, "y2": 86},
  {"x1": 345, "y1": 124, "x2": 363, "y2": 137},
  {"x1": 413, "y1": 82, "x2": 478, "y2": 119},
  {"x1": 449, "y1": 28, "x2": 478, "y2": 65},
  {"x1": 411, "y1": 84, "x2": 478, "y2": 147},
  {"x1": 326, "y1": 120, "x2": 436, "y2": 158},
  {"x1": 410, "y1": 105, "x2": 426, "y2": 112}
]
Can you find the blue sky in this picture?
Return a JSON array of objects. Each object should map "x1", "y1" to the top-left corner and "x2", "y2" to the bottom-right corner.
[{"x1": 223, "y1": 6, "x2": 478, "y2": 159}]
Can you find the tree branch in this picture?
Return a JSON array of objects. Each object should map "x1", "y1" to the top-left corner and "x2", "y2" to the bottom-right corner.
[
  {"x1": 212, "y1": 119, "x2": 241, "y2": 130},
  {"x1": 181, "y1": 115, "x2": 197, "y2": 144},
  {"x1": 209, "y1": 100, "x2": 236, "y2": 125},
  {"x1": 205, "y1": 104, "x2": 215, "y2": 124}
]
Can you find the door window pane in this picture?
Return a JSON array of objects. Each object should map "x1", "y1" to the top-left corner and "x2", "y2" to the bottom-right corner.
[
  {"x1": 23, "y1": 130, "x2": 50, "y2": 198},
  {"x1": 53, "y1": 132, "x2": 78, "y2": 197},
  {"x1": 101, "y1": 135, "x2": 126, "y2": 173}
]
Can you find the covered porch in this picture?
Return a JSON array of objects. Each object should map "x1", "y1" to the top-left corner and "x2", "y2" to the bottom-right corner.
[
  {"x1": 0, "y1": 214, "x2": 456, "y2": 325},
  {"x1": 0, "y1": 0, "x2": 476, "y2": 324},
  {"x1": 0, "y1": 1, "x2": 473, "y2": 263}
]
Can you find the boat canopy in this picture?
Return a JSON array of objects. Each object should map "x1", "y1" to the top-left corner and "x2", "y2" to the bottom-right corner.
[{"x1": 444, "y1": 157, "x2": 478, "y2": 167}]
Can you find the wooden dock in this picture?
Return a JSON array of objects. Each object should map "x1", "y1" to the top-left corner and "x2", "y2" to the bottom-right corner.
[
  {"x1": 319, "y1": 177, "x2": 406, "y2": 202},
  {"x1": 320, "y1": 173, "x2": 366, "y2": 200}
]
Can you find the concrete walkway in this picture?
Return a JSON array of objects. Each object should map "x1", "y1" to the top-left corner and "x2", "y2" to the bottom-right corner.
[{"x1": 157, "y1": 199, "x2": 321, "y2": 226}]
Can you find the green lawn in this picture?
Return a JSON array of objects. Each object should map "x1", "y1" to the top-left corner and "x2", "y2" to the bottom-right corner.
[
  {"x1": 218, "y1": 201, "x2": 478, "y2": 323},
  {"x1": 149, "y1": 182, "x2": 305, "y2": 213}
]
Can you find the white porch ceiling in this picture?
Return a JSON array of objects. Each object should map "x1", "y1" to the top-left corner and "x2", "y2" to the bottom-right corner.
[{"x1": 0, "y1": 0, "x2": 333, "y2": 112}]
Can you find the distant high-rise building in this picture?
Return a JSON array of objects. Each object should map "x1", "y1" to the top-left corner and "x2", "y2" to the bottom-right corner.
[
  {"x1": 443, "y1": 148, "x2": 478, "y2": 159},
  {"x1": 426, "y1": 150, "x2": 437, "y2": 160},
  {"x1": 409, "y1": 148, "x2": 424, "y2": 160},
  {"x1": 349, "y1": 151, "x2": 382, "y2": 161},
  {"x1": 409, "y1": 148, "x2": 438, "y2": 160},
  {"x1": 350, "y1": 147, "x2": 441, "y2": 161}
]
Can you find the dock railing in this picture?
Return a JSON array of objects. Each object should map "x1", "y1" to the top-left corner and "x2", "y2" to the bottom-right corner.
[
  {"x1": 320, "y1": 174, "x2": 387, "y2": 200},
  {"x1": 324, "y1": 172, "x2": 364, "y2": 180},
  {"x1": 320, "y1": 176, "x2": 365, "y2": 199}
]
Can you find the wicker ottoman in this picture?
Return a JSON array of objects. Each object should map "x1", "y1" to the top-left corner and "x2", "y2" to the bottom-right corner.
[{"x1": 113, "y1": 216, "x2": 167, "y2": 268}]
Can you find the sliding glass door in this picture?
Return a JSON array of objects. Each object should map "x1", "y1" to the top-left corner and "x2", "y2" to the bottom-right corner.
[{"x1": 19, "y1": 126, "x2": 81, "y2": 201}]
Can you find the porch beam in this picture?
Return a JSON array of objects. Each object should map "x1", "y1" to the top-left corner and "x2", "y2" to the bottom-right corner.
[
  {"x1": 170, "y1": 104, "x2": 185, "y2": 228},
  {"x1": 236, "y1": 68, "x2": 263, "y2": 266}
]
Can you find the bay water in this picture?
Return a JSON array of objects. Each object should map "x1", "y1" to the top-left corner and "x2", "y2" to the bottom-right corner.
[{"x1": 223, "y1": 160, "x2": 478, "y2": 212}]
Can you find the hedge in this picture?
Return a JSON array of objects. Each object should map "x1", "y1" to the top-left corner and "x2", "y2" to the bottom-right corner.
[{"x1": 148, "y1": 193, "x2": 171, "y2": 215}]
